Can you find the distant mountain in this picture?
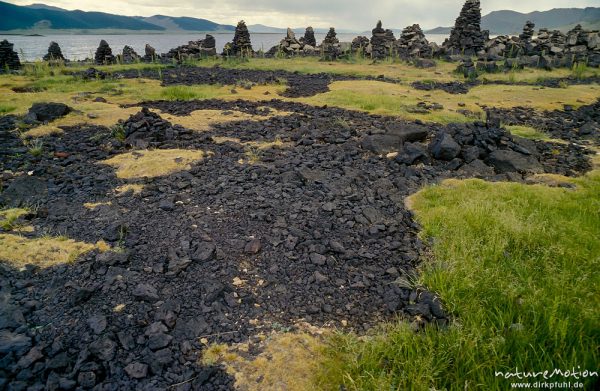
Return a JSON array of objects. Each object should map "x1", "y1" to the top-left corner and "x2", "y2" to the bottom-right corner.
[
  {"x1": 138, "y1": 15, "x2": 235, "y2": 32},
  {"x1": 0, "y1": 1, "x2": 235, "y2": 32},
  {"x1": 425, "y1": 7, "x2": 600, "y2": 35},
  {"x1": 0, "y1": 1, "x2": 164, "y2": 31}
]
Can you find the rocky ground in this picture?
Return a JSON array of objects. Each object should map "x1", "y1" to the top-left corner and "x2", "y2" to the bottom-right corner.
[{"x1": 0, "y1": 82, "x2": 597, "y2": 389}]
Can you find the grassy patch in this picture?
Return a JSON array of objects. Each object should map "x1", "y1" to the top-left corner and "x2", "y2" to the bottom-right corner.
[
  {"x1": 0, "y1": 208, "x2": 30, "y2": 231},
  {"x1": 203, "y1": 332, "x2": 324, "y2": 391},
  {"x1": 505, "y1": 125, "x2": 552, "y2": 141},
  {"x1": 101, "y1": 149, "x2": 206, "y2": 179},
  {"x1": 115, "y1": 184, "x2": 144, "y2": 195},
  {"x1": 0, "y1": 103, "x2": 17, "y2": 115},
  {"x1": 0, "y1": 234, "x2": 103, "y2": 269},
  {"x1": 156, "y1": 108, "x2": 292, "y2": 132},
  {"x1": 318, "y1": 171, "x2": 600, "y2": 390}
]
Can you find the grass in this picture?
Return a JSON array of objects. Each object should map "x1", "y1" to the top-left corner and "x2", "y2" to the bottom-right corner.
[
  {"x1": 0, "y1": 103, "x2": 17, "y2": 115},
  {"x1": 505, "y1": 125, "x2": 553, "y2": 141},
  {"x1": 156, "y1": 108, "x2": 291, "y2": 132},
  {"x1": 101, "y1": 149, "x2": 206, "y2": 179},
  {"x1": 0, "y1": 234, "x2": 104, "y2": 269},
  {"x1": 203, "y1": 331, "x2": 324, "y2": 391},
  {"x1": 317, "y1": 171, "x2": 600, "y2": 390},
  {"x1": 0, "y1": 208, "x2": 29, "y2": 231},
  {"x1": 298, "y1": 80, "x2": 600, "y2": 124}
]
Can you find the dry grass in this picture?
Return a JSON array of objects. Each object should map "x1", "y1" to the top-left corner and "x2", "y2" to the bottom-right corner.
[
  {"x1": 298, "y1": 80, "x2": 600, "y2": 123},
  {"x1": 83, "y1": 201, "x2": 112, "y2": 209},
  {"x1": 154, "y1": 108, "x2": 292, "y2": 132},
  {"x1": 101, "y1": 149, "x2": 206, "y2": 179},
  {"x1": 202, "y1": 331, "x2": 324, "y2": 391},
  {"x1": 212, "y1": 136, "x2": 287, "y2": 150},
  {"x1": 0, "y1": 208, "x2": 31, "y2": 232},
  {"x1": 0, "y1": 234, "x2": 102, "y2": 269},
  {"x1": 115, "y1": 184, "x2": 144, "y2": 195}
]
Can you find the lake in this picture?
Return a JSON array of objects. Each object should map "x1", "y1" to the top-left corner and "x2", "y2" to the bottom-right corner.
[{"x1": 0, "y1": 33, "x2": 449, "y2": 61}]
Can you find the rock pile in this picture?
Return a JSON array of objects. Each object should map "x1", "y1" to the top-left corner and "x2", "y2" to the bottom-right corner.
[
  {"x1": 267, "y1": 27, "x2": 318, "y2": 57},
  {"x1": 223, "y1": 20, "x2": 253, "y2": 56},
  {"x1": 120, "y1": 45, "x2": 140, "y2": 64},
  {"x1": 321, "y1": 27, "x2": 341, "y2": 60},
  {"x1": 351, "y1": 36, "x2": 370, "y2": 55},
  {"x1": 122, "y1": 107, "x2": 191, "y2": 148},
  {"x1": 43, "y1": 41, "x2": 65, "y2": 62},
  {"x1": 520, "y1": 21, "x2": 535, "y2": 42},
  {"x1": 94, "y1": 40, "x2": 114, "y2": 65},
  {"x1": 396, "y1": 24, "x2": 434, "y2": 58},
  {"x1": 444, "y1": 0, "x2": 488, "y2": 55},
  {"x1": 370, "y1": 21, "x2": 396, "y2": 60},
  {"x1": 300, "y1": 26, "x2": 317, "y2": 48},
  {"x1": 0, "y1": 39, "x2": 21, "y2": 70},
  {"x1": 164, "y1": 35, "x2": 217, "y2": 62},
  {"x1": 144, "y1": 44, "x2": 157, "y2": 62}
]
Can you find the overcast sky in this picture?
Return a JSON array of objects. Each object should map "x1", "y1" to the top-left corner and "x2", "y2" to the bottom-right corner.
[{"x1": 7, "y1": 0, "x2": 600, "y2": 30}]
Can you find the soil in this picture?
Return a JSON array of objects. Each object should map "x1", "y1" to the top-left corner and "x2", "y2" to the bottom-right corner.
[{"x1": 0, "y1": 97, "x2": 594, "y2": 390}]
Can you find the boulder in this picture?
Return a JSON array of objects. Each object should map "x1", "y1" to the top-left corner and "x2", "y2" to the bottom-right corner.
[
  {"x1": 486, "y1": 150, "x2": 543, "y2": 174},
  {"x1": 430, "y1": 133, "x2": 461, "y2": 160}
]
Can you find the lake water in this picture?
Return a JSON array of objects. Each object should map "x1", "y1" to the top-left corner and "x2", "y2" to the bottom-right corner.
[{"x1": 0, "y1": 33, "x2": 449, "y2": 61}]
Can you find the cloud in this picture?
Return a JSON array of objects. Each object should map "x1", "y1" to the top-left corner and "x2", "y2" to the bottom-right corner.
[{"x1": 6, "y1": 0, "x2": 600, "y2": 30}]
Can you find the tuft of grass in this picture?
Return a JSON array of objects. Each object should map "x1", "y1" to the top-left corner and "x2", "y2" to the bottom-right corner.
[
  {"x1": 318, "y1": 171, "x2": 600, "y2": 390},
  {"x1": 101, "y1": 149, "x2": 206, "y2": 179},
  {"x1": 160, "y1": 85, "x2": 213, "y2": 101},
  {"x1": 26, "y1": 138, "x2": 44, "y2": 157},
  {"x1": 110, "y1": 123, "x2": 126, "y2": 142},
  {"x1": 0, "y1": 234, "x2": 105, "y2": 269},
  {"x1": 571, "y1": 62, "x2": 588, "y2": 80},
  {"x1": 203, "y1": 332, "x2": 324, "y2": 391},
  {"x1": 0, "y1": 103, "x2": 17, "y2": 115},
  {"x1": 505, "y1": 125, "x2": 552, "y2": 141},
  {"x1": 0, "y1": 208, "x2": 29, "y2": 231}
]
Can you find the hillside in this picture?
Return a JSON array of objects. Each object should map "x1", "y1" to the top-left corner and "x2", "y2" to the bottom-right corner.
[
  {"x1": 425, "y1": 7, "x2": 600, "y2": 35},
  {"x1": 0, "y1": 1, "x2": 235, "y2": 32},
  {"x1": 0, "y1": 1, "x2": 163, "y2": 31}
]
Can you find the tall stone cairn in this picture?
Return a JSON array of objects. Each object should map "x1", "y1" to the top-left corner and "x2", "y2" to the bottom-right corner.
[
  {"x1": 445, "y1": 0, "x2": 488, "y2": 55},
  {"x1": 519, "y1": 21, "x2": 535, "y2": 42},
  {"x1": 94, "y1": 40, "x2": 115, "y2": 65},
  {"x1": 351, "y1": 36, "x2": 370, "y2": 54},
  {"x1": 321, "y1": 27, "x2": 341, "y2": 60},
  {"x1": 0, "y1": 40, "x2": 21, "y2": 70},
  {"x1": 144, "y1": 44, "x2": 156, "y2": 62},
  {"x1": 225, "y1": 20, "x2": 253, "y2": 56},
  {"x1": 396, "y1": 24, "x2": 433, "y2": 58},
  {"x1": 43, "y1": 41, "x2": 65, "y2": 61},
  {"x1": 301, "y1": 27, "x2": 317, "y2": 48}
]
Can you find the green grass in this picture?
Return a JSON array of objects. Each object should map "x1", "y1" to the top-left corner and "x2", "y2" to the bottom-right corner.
[
  {"x1": 318, "y1": 172, "x2": 600, "y2": 390},
  {"x1": 505, "y1": 125, "x2": 552, "y2": 141},
  {"x1": 0, "y1": 208, "x2": 29, "y2": 231},
  {"x1": 159, "y1": 85, "x2": 219, "y2": 101},
  {"x1": 0, "y1": 103, "x2": 16, "y2": 115}
]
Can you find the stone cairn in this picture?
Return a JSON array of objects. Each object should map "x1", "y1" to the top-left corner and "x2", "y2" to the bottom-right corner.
[
  {"x1": 396, "y1": 24, "x2": 434, "y2": 58},
  {"x1": 94, "y1": 40, "x2": 114, "y2": 65},
  {"x1": 321, "y1": 27, "x2": 341, "y2": 60},
  {"x1": 268, "y1": 27, "x2": 319, "y2": 57},
  {"x1": 43, "y1": 41, "x2": 65, "y2": 62},
  {"x1": 519, "y1": 21, "x2": 535, "y2": 42},
  {"x1": 370, "y1": 21, "x2": 396, "y2": 60},
  {"x1": 165, "y1": 35, "x2": 216, "y2": 62},
  {"x1": 351, "y1": 36, "x2": 370, "y2": 55},
  {"x1": 300, "y1": 27, "x2": 317, "y2": 48},
  {"x1": 144, "y1": 44, "x2": 157, "y2": 62},
  {"x1": 223, "y1": 20, "x2": 253, "y2": 56},
  {"x1": 444, "y1": 0, "x2": 489, "y2": 56},
  {"x1": 120, "y1": 45, "x2": 140, "y2": 64},
  {"x1": 0, "y1": 40, "x2": 21, "y2": 70}
]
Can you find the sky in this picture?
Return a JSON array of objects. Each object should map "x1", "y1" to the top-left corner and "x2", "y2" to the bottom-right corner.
[{"x1": 6, "y1": 0, "x2": 600, "y2": 30}]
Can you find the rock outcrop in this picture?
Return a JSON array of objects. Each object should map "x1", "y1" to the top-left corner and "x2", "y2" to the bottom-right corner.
[
  {"x1": 300, "y1": 27, "x2": 317, "y2": 48},
  {"x1": 94, "y1": 40, "x2": 114, "y2": 65},
  {"x1": 164, "y1": 35, "x2": 216, "y2": 62},
  {"x1": 43, "y1": 41, "x2": 65, "y2": 62},
  {"x1": 0, "y1": 39, "x2": 21, "y2": 70}
]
